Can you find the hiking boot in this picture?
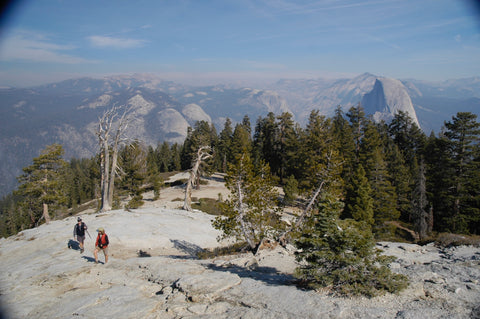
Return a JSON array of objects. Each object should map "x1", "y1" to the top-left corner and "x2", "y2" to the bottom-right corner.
[{"x1": 80, "y1": 248, "x2": 84, "y2": 253}]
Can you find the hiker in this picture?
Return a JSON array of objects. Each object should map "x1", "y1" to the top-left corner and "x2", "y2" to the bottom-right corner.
[
  {"x1": 94, "y1": 227, "x2": 109, "y2": 264},
  {"x1": 73, "y1": 217, "x2": 88, "y2": 253}
]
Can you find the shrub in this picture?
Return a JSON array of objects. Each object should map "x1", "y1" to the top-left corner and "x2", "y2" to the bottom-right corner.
[
  {"x1": 125, "y1": 195, "x2": 144, "y2": 209},
  {"x1": 192, "y1": 198, "x2": 223, "y2": 216},
  {"x1": 197, "y1": 241, "x2": 249, "y2": 259},
  {"x1": 295, "y1": 192, "x2": 409, "y2": 297},
  {"x1": 435, "y1": 233, "x2": 480, "y2": 247}
]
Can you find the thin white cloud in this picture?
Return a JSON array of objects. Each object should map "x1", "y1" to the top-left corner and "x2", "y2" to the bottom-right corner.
[
  {"x1": 0, "y1": 31, "x2": 92, "y2": 64},
  {"x1": 88, "y1": 35, "x2": 147, "y2": 49}
]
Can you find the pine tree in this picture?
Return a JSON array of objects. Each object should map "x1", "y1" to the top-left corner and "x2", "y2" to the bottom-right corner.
[
  {"x1": 16, "y1": 144, "x2": 68, "y2": 226},
  {"x1": 276, "y1": 112, "x2": 298, "y2": 182},
  {"x1": 424, "y1": 132, "x2": 452, "y2": 232},
  {"x1": 231, "y1": 123, "x2": 252, "y2": 164},
  {"x1": 386, "y1": 142, "x2": 412, "y2": 222},
  {"x1": 343, "y1": 164, "x2": 374, "y2": 226},
  {"x1": 217, "y1": 118, "x2": 234, "y2": 172},
  {"x1": 369, "y1": 148, "x2": 399, "y2": 238},
  {"x1": 346, "y1": 104, "x2": 366, "y2": 161},
  {"x1": 181, "y1": 121, "x2": 217, "y2": 171},
  {"x1": 119, "y1": 141, "x2": 148, "y2": 209},
  {"x1": 169, "y1": 143, "x2": 182, "y2": 171},
  {"x1": 146, "y1": 146, "x2": 162, "y2": 200},
  {"x1": 332, "y1": 106, "x2": 356, "y2": 181},
  {"x1": 253, "y1": 112, "x2": 277, "y2": 170},
  {"x1": 412, "y1": 157, "x2": 429, "y2": 239},
  {"x1": 283, "y1": 175, "x2": 299, "y2": 206},
  {"x1": 156, "y1": 141, "x2": 171, "y2": 172},
  {"x1": 212, "y1": 152, "x2": 282, "y2": 251},
  {"x1": 359, "y1": 121, "x2": 399, "y2": 238},
  {"x1": 388, "y1": 111, "x2": 425, "y2": 167},
  {"x1": 299, "y1": 110, "x2": 332, "y2": 190},
  {"x1": 443, "y1": 112, "x2": 480, "y2": 233},
  {"x1": 294, "y1": 153, "x2": 407, "y2": 297}
]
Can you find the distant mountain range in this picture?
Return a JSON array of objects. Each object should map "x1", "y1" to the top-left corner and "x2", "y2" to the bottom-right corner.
[{"x1": 1, "y1": 73, "x2": 479, "y2": 197}]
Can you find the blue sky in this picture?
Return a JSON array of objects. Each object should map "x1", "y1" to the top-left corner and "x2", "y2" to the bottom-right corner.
[{"x1": 0, "y1": 0, "x2": 479, "y2": 87}]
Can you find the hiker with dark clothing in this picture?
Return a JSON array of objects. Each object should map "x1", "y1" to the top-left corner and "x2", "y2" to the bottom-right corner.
[
  {"x1": 73, "y1": 217, "x2": 88, "y2": 253},
  {"x1": 94, "y1": 227, "x2": 109, "y2": 264}
]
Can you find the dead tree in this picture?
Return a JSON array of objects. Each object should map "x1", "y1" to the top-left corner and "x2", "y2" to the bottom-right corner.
[
  {"x1": 183, "y1": 146, "x2": 212, "y2": 211},
  {"x1": 279, "y1": 150, "x2": 342, "y2": 246},
  {"x1": 413, "y1": 159, "x2": 429, "y2": 240},
  {"x1": 278, "y1": 181, "x2": 325, "y2": 246},
  {"x1": 96, "y1": 105, "x2": 132, "y2": 212}
]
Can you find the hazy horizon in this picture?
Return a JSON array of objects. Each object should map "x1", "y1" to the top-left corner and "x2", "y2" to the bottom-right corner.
[{"x1": 0, "y1": 0, "x2": 479, "y2": 87}]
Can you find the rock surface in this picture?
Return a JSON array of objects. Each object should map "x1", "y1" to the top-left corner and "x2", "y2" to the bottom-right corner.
[{"x1": 1, "y1": 208, "x2": 479, "y2": 319}]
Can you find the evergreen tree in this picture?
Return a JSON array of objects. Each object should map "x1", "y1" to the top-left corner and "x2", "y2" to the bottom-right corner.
[
  {"x1": 119, "y1": 141, "x2": 147, "y2": 209},
  {"x1": 231, "y1": 123, "x2": 252, "y2": 164},
  {"x1": 369, "y1": 148, "x2": 399, "y2": 238},
  {"x1": 283, "y1": 175, "x2": 299, "y2": 206},
  {"x1": 343, "y1": 164, "x2": 374, "y2": 226},
  {"x1": 65, "y1": 157, "x2": 97, "y2": 208},
  {"x1": 299, "y1": 110, "x2": 332, "y2": 190},
  {"x1": 443, "y1": 112, "x2": 480, "y2": 233},
  {"x1": 388, "y1": 111, "x2": 425, "y2": 167},
  {"x1": 217, "y1": 118, "x2": 234, "y2": 172},
  {"x1": 386, "y1": 142, "x2": 412, "y2": 222},
  {"x1": 181, "y1": 121, "x2": 217, "y2": 170},
  {"x1": 294, "y1": 151, "x2": 407, "y2": 297},
  {"x1": 359, "y1": 121, "x2": 399, "y2": 237},
  {"x1": 346, "y1": 104, "x2": 366, "y2": 161},
  {"x1": 15, "y1": 144, "x2": 68, "y2": 226},
  {"x1": 156, "y1": 141, "x2": 171, "y2": 172},
  {"x1": 146, "y1": 146, "x2": 162, "y2": 200},
  {"x1": 412, "y1": 157, "x2": 429, "y2": 239},
  {"x1": 169, "y1": 143, "x2": 182, "y2": 171},
  {"x1": 253, "y1": 112, "x2": 277, "y2": 170},
  {"x1": 276, "y1": 112, "x2": 298, "y2": 182},
  {"x1": 424, "y1": 132, "x2": 452, "y2": 232},
  {"x1": 332, "y1": 106, "x2": 356, "y2": 181},
  {"x1": 212, "y1": 152, "x2": 282, "y2": 251}
]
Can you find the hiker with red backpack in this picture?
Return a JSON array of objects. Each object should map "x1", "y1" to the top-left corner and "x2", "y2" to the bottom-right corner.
[{"x1": 94, "y1": 227, "x2": 109, "y2": 264}]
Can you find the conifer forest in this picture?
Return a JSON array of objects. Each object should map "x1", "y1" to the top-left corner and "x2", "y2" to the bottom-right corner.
[{"x1": 1, "y1": 106, "x2": 479, "y2": 240}]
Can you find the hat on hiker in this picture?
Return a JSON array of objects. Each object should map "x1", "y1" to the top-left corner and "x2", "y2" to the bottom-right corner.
[
  {"x1": 77, "y1": 217, "x2": 82, "y2": 222},
  {"x1": 97, "y1": 227, "x2": 104, "y2": 233}
]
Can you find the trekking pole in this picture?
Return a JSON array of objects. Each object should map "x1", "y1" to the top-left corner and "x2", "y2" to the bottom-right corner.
[{"x1": 86, "y1": 229, "x2": 92, "y2": 239}]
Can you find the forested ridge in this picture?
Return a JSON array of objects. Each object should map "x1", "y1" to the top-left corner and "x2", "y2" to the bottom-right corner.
[{"x1": 1, "y1": 105, "x2": 479, "y2": 239}]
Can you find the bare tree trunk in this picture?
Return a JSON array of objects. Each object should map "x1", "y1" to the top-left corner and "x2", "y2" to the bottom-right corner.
[
  {"x1": 97, "y1": 106, "x2": 132, "y2": 212},
  {"x1": 107, "y1": 132, "x2": 121, "y2": 206},
  {"x1": 183, "y1": 146, "x2": 211, "y2": 211},
  {"x1": 100, "y1": 140, "x2": 111, "y2": 212},
  {"x1": 427, "y1": 205, "x2": 434, "y2": 235},
  {"x1": 183, "y1": 174, "x2": 194, "y2": 212},
  {"x1": 236, "y1": 178, "x2": 256, "y2": 250},
  {"x1": 42, "y1": 202, "x2": 51, "y2": 224},
  {"x1": 279, "y1": 181, "x2": 325, "y2": 246}
]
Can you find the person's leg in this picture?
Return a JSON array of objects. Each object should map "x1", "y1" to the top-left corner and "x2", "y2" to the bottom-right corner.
[
  {"x1": 79, "y1": 237, "x2": 84, "y2": 253},
  {"x1": 103, "y1": 248, "x2": 108, "y2": 263},
  {"x1": 94, "y1": 247, "x2": 99, "y2": 263}
]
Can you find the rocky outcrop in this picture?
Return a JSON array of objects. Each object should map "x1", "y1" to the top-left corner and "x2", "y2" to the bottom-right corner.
[
  {"x1": 181, "y1": 103, "x2": 212, "y2": 125},
  {"x1": 1, "y1": 206, "x2": 479, "y2": 319}
]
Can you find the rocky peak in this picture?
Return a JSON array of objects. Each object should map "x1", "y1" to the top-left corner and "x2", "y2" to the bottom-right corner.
[{"x1": 362, "y1": 78, "x2": 419, "y2": 126}]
